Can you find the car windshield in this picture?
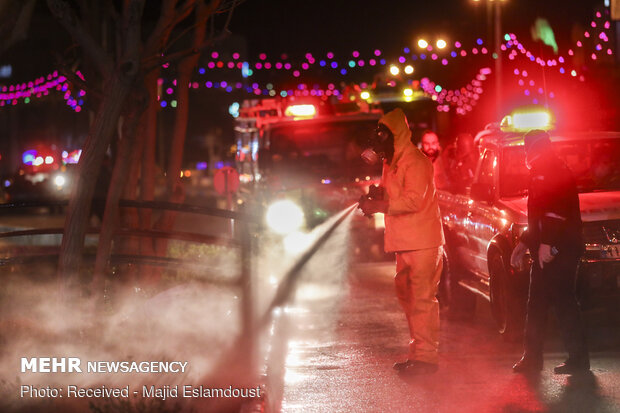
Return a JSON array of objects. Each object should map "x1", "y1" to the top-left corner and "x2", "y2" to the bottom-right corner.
[
  {"x1": 269, "y1": 119, "x2": 381, "y2": 179},
  {"x1": 501, "y1": 138, "x2": 620, "y2": 198}
]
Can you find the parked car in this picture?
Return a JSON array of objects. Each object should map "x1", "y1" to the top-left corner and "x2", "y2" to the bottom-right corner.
[{"x1": 439, "y1": 115, "x2": 620, "y2": 337}]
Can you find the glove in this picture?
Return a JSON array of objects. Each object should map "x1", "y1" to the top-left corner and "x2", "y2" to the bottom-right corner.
[
  {"x1": 358, "y1": 198, "x2": 388, "y2": 216},
  {"x1": 538, "y1": 243, "x2": 554, "y2": 268},
  {"x1": 367, "y1": 184, "x2": 385, "y2": 200},
  {"x1": 510, "y1": 241, "x2": 528, "y2": 271}
]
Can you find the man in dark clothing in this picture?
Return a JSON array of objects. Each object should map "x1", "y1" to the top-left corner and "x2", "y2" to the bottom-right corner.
[
  {"x1": 510, "y1": 129, "x2": 590, "y2": 375},
  {"x1": 452, "y1": 133, "x2": 478, "y2": 194}
]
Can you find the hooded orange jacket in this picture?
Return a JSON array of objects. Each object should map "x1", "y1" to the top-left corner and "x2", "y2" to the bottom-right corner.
[{"x1": 379, "y1": 108, "x2": 445, "y2": 252}]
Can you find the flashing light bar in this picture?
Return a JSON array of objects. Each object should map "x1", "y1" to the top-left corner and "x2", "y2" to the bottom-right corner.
[
  {"x1": 63, "y1": 149, "x2": 82, "y2": 164},
  {"x1": 22, "y1": 150, "x2": 36, "y2": 165},
  {"x1": 501, "y1": 108, "x2": 553, "y2": 132},
  {"x1": 360, "y1": 91, "x2": 371, "y2": 100},
  {"x1": 285, "y1": 104, "x2": 317, "y2": 118}
]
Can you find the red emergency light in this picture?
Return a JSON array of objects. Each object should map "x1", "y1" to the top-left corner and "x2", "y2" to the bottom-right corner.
[
  {"x1": 500, "y1": 107, "x2": 554, "y2": 132},
  {"x1": 284, "y1": 104, "x2": 317, "y2": 118}
]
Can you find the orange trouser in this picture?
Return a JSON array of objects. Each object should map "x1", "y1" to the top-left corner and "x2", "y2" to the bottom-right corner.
[{"x1": 394, "y1": 246, "x2": 443, "y2": 364}]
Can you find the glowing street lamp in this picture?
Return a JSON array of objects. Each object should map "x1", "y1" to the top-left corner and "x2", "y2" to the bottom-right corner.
[
  {"x1": 389, "y1": 65, "x2": 400, "y2": 76},
  {"x1": 417, "y1": 39, "x2": 429, "y2": 49},
  {"x1": 404, "y1": 65, "x2": 414, "y2": 74},
  {"x1": 436, "y1": 39, "x2": 447, "y2": 49}
]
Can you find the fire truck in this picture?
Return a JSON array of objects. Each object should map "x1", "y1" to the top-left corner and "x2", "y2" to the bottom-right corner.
[{"x1": 233, "y1": 96, "x2": 388, "y2": 259}]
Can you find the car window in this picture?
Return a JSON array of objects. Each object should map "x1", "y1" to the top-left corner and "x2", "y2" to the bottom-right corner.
[
  {"x1": 500, "y1": 138, "x2": 620, "y2": 197},
  {"x1": 478, "y1": 150, "x2": 496, "y2": 187}
]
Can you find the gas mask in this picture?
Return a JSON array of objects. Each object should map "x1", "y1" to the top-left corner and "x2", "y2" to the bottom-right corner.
[{"x1": 361, "y1": 123, "x2": 395, "y2": 165}]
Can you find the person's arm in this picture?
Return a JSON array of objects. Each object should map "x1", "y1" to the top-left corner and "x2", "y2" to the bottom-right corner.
[{"x1": 387, "y1": 160, "x2": 431, "y2": 215}]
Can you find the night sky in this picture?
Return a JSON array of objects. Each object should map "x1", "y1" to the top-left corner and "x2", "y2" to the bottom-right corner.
[
  {"x1": 4, "y1": 0, "x2": 604, "y2": 81},
  {"x1": 227, "y1": 0, "x2": 602, "y2": 58}
]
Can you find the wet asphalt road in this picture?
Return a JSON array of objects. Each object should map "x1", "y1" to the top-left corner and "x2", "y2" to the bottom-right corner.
[{"x1": 271, "y1": 262, "x2": 620, "y2": 413}]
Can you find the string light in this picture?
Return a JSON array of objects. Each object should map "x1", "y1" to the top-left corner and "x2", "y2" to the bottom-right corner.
[
  {"x1": 2, "y1": 8, "x2": 611, "y2": 113},
  {"x1": 419, "y1": 67, "x2": 491, "y2": 115},
  {"x1": 0, "y1": 70, "x2": 83, "y2": 111}
]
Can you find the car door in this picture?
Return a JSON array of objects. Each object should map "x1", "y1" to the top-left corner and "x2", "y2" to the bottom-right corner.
[{"x1": 465, "y1": 148, "x2": 499, "y2": 278}]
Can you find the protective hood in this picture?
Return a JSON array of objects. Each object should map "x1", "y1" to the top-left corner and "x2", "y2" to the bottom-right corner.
[{"x1": 379, "y1": 108, "x2": 413, "y2": 168}]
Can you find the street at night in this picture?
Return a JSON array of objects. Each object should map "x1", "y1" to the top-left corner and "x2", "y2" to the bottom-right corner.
[
  {"x1": 271, "y1": 262, "x2": 620, "y2": 413},
  {"x1": 1, "y1": 0, "x2": 619, "y2": 412}
]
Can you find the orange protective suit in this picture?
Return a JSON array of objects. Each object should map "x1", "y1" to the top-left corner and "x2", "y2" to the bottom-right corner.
[{"x1": 379, "y1": 108, "x2": 445, "y2": 364}]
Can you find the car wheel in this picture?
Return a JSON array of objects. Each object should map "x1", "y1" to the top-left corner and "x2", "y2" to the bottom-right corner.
[{"x1": 488, "y1": 251, "x2": 524, "y2": 340}]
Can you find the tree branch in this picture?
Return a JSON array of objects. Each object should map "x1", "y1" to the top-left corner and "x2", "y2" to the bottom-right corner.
[
  {"x1": 119, "y1": 0, "x2": 145, "y2": 78},
  {"x1": 142, "y1": 28, "x2": 230, "y2": 71},
  {"x1": 143, "y1": 0, "x2": 179, "y2": 57},
  {"x1": 163, "y1": 0, "x2": 228, "y2": 53},
  {"x1": 173, "y1": 0, "x2": 198, "y2": 26},
  {"x1": 55, "y1": 64, "x2": 104, "y2": 102},
  {"x1": 47, "y1": 0, "x2": 114, "y2": 78},
  {"x1": 222, "y1": 0, "x2": 237, "y2": 30},
  {"x1": 143, "y1": 0, "x2": 197, "y2": 59}
]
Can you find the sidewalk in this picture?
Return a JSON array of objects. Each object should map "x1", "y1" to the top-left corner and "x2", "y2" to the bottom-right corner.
[{"x1": 271, "y1": 263, "x2": 620, "y2": 413}]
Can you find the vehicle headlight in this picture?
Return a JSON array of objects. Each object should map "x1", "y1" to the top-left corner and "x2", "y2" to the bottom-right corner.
[
  {"x1": 266, "y1": 200, "x2": 305, "y2": 235},
  {"x1": 54, "y1": 174, "x2": 66, "y2": 188}
]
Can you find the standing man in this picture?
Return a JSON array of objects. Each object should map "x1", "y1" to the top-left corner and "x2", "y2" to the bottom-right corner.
[
  {"x1": 359, "y1": 109, "x2": 445, "y2": 375},
  {"x1": 419, "y1": 130, "x2": 451, "y2": 190},
  {"x1": 419, "y1": 130, "x2": 441, "y2": 162},
  {"x1": 452, "y1": 133, "x2": 478, "y2": 194},
  {"x1": 510, "y1": 129, "x2": 589, "y2": 374}
]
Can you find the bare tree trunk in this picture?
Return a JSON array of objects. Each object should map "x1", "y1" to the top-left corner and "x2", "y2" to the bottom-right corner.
[
  {"x1": 154, "y1": 0, "x2": 219, "y2": 257},
  {"x1": 92, "y1": 96, "x2": 144, "y2": 294},
  {"x1": 165, "y1": 0, "x2": 216, "y2": 191},
  {"x1": 115, "y1": 112, "x2": 147, "y2": 287},
  {"x1": 52, "y1": 0, "x2": 144, "y2": 299},
  {"x1": 51, "y1": 0, "x2": 232, "y2": 294},
  {"x1": 135, "y1": 70, "x2": 162, "y2": 285},
  {"x1": 139, "y1": 70, "x2": 159, "y2": 249},
  {"x1": 58, "y1": 73, "x2": 133, "y2": 290}
]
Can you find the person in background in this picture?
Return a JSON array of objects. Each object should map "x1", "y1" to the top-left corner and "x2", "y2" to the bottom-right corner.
[
  {"x1": 419, "y1": 130, "x2": 451, "y2": 190},
  {"x1": 510, "y1": 129, "x2": 589, "y2": 375},
  {"x1": 359, "y1": 109, "x2": 445, "y2": 375},
  {"x1": 451, "y1": 133, "x2": 478, "y2": 194},
  {"x1": 419, "y1": 130, "x2": 441, "y2": 162}
]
